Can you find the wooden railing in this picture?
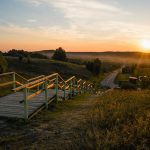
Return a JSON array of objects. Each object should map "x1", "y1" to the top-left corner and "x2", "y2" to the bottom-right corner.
[
  {"x1": 0, "y1": 72, "x2": 93, "y2": 119},
  {"x1": 0, "y1": 72, "x2": 45, "y2": 88}
]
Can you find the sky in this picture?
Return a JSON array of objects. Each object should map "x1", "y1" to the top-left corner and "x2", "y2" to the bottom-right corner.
[{"x1": 0, "y1": 0, "x2": 150, "y2": 52}]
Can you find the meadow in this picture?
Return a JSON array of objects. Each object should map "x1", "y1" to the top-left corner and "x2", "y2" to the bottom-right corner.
[{"x1": 72, "y1": 90, "x2": 150, "y2": 150}]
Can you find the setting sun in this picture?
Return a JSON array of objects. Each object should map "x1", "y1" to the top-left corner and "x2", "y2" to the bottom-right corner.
[{"x1": 141, "y1": 39, "x2": 150, "y2": 50}]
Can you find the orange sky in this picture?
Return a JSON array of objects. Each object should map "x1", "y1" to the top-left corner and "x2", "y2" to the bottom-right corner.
[{"x1": 0, "y1": 0, "x2": 150, "y2": 52}]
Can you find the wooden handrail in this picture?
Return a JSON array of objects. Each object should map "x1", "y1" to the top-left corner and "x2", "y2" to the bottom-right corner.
[
  {"x1": 15, "y1": 73, "x2": 28, "y2": 81},
  {"x1": 65, "y1": 76, "x2": 75, "y2": 83},
  {"x1": 13, "y1": 73, "x2": 58, "y2": 91},
  {"x1": 0, "y1": 72, "x2": 14, "y2": 77},
  {"x1": 27, "y1": 75, "x2": 45, "y2": 82}
]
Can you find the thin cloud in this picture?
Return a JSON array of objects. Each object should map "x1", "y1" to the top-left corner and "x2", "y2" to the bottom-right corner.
[{"x1": 27, "y1": 19, "x2": 37, "y2": 23}]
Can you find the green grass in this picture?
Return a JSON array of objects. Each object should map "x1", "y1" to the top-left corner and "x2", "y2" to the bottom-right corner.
[
  {"x1": 6, "y1": 56, "x2": 92, "y2": 79},
  {"x1": 73, "y1": 90, "x2": 150, "y2": 150}
]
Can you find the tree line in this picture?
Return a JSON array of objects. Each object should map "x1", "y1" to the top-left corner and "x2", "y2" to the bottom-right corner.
[{"x1": 0, "y1": 47, "x2": 102, "y2": 76}]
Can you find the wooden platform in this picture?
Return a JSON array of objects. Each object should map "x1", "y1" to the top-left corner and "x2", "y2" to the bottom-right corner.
[{"x1": 0, "y1": 89, "x2": 70, "y2": 119}]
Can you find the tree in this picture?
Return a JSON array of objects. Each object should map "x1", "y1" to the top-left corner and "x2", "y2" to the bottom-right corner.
[
  {"x1": 52, "y1": 47, "x2": 67, "y2": 61},
  {"x1": 0, "y1": 52, "x2": 8, "y2": 73},
  {"x1": 93, "y1": 58, "x2": 102, "y2": 75},
  {"x1": 86, "y1": 58, "x2": 102, "y2": 75}
]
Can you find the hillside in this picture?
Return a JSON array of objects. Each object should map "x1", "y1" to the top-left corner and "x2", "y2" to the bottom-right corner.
[
  {"x1": 0, "y1": 90, "x2": 149, "y2": 149},
  {"x1": 6, "y1": 57, "x2": 92, "y2": 79}
]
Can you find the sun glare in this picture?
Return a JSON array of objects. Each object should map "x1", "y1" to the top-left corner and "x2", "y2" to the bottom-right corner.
[{"x1": 141, "y1": 39, "x2": 150, "y2": 51}]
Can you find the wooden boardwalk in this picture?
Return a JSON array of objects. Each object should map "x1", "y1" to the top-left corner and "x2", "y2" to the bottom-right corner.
[
  {"x1": 0, "y1": 72, "x2": 93, "y2": 119},
  {"x1": 0, "y1": 89, "x2": 69, "y2": 119}
]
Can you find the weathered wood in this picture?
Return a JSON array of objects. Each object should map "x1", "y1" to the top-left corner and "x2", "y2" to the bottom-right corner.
[
  {"x1": 0, "y1": 89, "x2": 70, "y2": 119},
  {"x1": 27, "y1": 89, "x2": 44, "y2": 100}
]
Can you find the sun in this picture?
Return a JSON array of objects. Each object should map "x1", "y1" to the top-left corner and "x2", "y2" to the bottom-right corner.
[{"x1": 141, "y1": 39, "x2": 150, "y2": 50}]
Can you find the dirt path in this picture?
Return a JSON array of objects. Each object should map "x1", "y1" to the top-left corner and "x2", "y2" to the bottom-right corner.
[
  {"x1": 0, "y1": 94, "x2": 99, "y2": 150},
  {"x1": 101, "y1": 69, "x2": 120, "y2": 88}
]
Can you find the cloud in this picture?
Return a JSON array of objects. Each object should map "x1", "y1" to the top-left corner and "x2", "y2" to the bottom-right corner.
[
  {"x1": 2, "y1": 0, "x2": 150, "y2": 49},
  {"x1": 27, "y1": 19, "x2": 37, "y2": 23}
]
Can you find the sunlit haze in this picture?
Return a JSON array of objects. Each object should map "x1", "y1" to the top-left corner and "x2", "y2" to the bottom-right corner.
[{"x1": 0, "y1": 0, "x2": 150, "y2": 52}]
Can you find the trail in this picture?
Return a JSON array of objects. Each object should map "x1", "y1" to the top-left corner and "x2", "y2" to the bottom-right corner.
[{"x1": 101, "y1": 69, "x2": 120, "y2": 89}]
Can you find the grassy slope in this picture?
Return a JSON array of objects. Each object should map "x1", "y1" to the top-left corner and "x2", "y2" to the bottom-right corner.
[
  {"x1": 0, "y1": 94, "x2": 97, "y2": 150},
  {"x1": 74, "y1": 90, "x2": 150, "y2": 150},
  {"x1": 6, "y1": 57, "x2": 92, "y2": 79}
]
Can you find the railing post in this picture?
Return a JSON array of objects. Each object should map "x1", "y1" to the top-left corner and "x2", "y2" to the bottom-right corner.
[
  {"x1": 44, "y1": 80, "x2": 48, "y2": 109},
  {"x1": 69, "y1": 80, "x2": 73, "y2": 98},
  {"x1": 13, "y1": 72, "x2": 16, "y2": 89},
  {"x1": 24, "y1": 88, "x2": 28, "y2": 119},
  {"x1": 72, "y1": 79, "x2": 75, "y2": 96},
  {"x1": 55, "y1": 74, "x2": 58, "y2": 103},
  {"x1": 64, "y1": 82, "x2": 66, "y2": 100},
  {"x1": 81, "y1": 82, "x2": 83, "y2": 94}
]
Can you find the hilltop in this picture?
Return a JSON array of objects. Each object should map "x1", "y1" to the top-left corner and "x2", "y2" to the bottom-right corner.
[{"x1": 38, "y1": 51, "x2": 150, "y2": 64}]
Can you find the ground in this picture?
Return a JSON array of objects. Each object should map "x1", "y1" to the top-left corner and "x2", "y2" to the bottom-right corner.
[
  {"x1": 0, "y1": 89, "x2": 150, "y2": 150},
  {"x1": 0, "y1": 94, "x2": 99, "y2": 150}
]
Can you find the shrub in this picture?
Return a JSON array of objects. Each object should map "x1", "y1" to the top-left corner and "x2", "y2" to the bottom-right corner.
[
  {"x1": 52, "y1": 47, "x2": 67, "y2": 61},
  {"x1": 0, "y1": 52, "x2": 8, "y2": 73}
]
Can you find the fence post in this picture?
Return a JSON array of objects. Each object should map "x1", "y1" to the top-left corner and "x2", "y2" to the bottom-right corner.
[
  {"x1": 13, "y1": 72, "x2": 16, "y2": 89},
  {"x1": 55, "y1": 74, "x2": 58, "y2": 103},
  {"x1": 44, "y1": 80, "x2": 48, "y2": 109},
  {"x1": 24, "y1": 88, "x2": 28, "y2": 119}
]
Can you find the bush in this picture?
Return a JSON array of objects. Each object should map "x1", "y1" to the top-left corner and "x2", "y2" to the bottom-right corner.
[
  {"x1": 0, "y1": 52, "x2": 8, "y2": 73},
  {"x1": 4, "y1": 49, "x2": 48, "y2": 59},
  {"x1": 52, "y1": 47, "x2": 67, "y2": 61},
  {"x1": 120, "y1": 82, "x2": 137, "y2": 89}
]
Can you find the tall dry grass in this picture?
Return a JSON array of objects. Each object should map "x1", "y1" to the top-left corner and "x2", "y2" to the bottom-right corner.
[{"x1": 73, "y1": 90, "x2": 150, "y2": 150}]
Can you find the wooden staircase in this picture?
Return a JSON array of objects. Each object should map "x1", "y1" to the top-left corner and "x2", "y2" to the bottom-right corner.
[{"x1": 0, "y1": 72, "x2": 93, "y2": 119}]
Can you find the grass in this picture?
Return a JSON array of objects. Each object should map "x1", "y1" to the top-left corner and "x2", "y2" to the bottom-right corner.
[
  {"x1": 6, "y1": 56, "x2": 92, "y2": 79},
  {"x1": 73, "y1": 90, "x2": 150, "y2": 150},
  {"x1": 0, "y1": 88, "x2": 150, "y2": 149}
]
